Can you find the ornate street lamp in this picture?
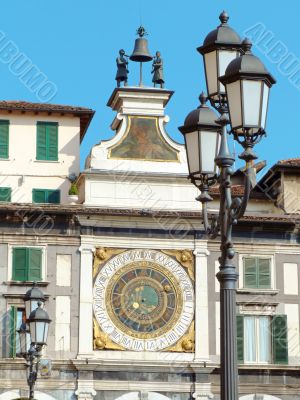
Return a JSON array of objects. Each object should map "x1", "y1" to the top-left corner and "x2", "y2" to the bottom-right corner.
[
  {"x1": 220, "y1": 38, "x2": 276, "y2": 157},
  {"x1": 197, "y1": 11, "x2": 243, "y2": 111},
  {"x1": 180, "y1": 92, "x2": 220, "y2": 182},
  {"x1": 24, "y1": 283, "x2": 45, "y2": 320},
  {"x1": 179, "y1": 12, "x2": 276, "y2": 400},
  {"x1": 18, "y1": 286, "x2": 51, "y2": 400},
  {"x1": 28, "y1": 302, "x2": 51, "y2": 347}
]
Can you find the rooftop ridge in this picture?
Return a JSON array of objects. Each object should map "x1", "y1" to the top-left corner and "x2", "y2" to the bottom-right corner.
[
  {"x1": 0, "y1": 100, "x2": 94, "y2": 112},
  {"x1": 277, "y1": 157, "x2": 300, "y2": 165}
]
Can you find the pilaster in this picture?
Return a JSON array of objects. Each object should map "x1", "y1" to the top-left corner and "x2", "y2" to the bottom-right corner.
[
  {"x1": 193, "y1": 382, "x2": 214, "y2": 400},
  {"x1": 75, "y1": 380, "x2": 96, "y2": 400},
  {"x1": 78, "y1": 245, "x2": 95, "y2": 358},
  {"x1": 194, "y1": 242, "x2": 210, "y2": 361}
]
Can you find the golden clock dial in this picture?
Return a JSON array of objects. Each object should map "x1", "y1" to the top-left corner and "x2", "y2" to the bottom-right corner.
[{"x1": 93, "y1": 249, "x2": 194, "y2": 351}]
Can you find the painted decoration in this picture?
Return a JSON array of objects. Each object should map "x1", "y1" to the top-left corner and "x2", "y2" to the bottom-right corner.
[{"x1": 108, "y1": 117, "x2": 179, "y2": 161}]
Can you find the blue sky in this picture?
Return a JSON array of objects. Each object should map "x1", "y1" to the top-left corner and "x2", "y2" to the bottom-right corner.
[{"x1": 0, "y1": 0, "x2": 299, "y2": 171}]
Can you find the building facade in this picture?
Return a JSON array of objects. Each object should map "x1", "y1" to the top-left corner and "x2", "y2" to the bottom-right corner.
[
  {"x1": 0, "y1": 87, "x2": 299, "y2": 400},
  {"x1": 0, "y1": 101, "x2": 94, "y2": 204}
]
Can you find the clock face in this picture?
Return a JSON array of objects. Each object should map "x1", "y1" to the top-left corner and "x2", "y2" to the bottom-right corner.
[{"x1": 93, "y1": 249, "x2": 194, "y2": 351}]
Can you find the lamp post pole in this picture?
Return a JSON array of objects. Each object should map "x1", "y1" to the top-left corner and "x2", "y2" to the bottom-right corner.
[
  {"x1": 27, "y1": 344, "x2": 41, "y2": 400},
  {"x1": 18, "y1": 285, "x2": 51, "y2": 400},
  {"x1": 179, "y1": 12, "x2": 275, "y2": 400},
  {"x1": 215, "y1": 115, "x2": 239, "y2": 400}
]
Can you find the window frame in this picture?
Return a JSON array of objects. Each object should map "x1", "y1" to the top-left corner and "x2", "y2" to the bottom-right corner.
[
  {"x1": 9, "y1": 306, "x2": 27, "y2": 357},
  {"x1": 238, "y1": 253, "x2": 275, "y2": 291},
  {"x1": 7, "y1": 245, "x2": 46, "y2": 283},
  {"x1": 0, "y1": 119, "x2": 9, "y2": 159},
  {"x1": 32, "y1": 188, "x2": 60, "y2": 204},
  {"x1": 243, "y1": 314, "x2": 272, "y2": 364},
  {"x1": 36, "y1": 121, "x2": 59, "y2": 162},
  {"x1": 237, "y1": 312, "x2": 288, "y2": 365},
  {"x1": 0, "y1": 186, "x2": 12, "y2": 202}
]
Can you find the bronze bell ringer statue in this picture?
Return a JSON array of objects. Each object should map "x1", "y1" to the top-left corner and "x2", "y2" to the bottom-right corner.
[
  {"x1": 115, "y1": 49, "x2": 129, "y2": 88},
  {"x1": 151, "y1": 51, "x2": 164, "y2": 89},
  {"x1": 130, "y1": 26, "x2": 153, "y2": 87}
]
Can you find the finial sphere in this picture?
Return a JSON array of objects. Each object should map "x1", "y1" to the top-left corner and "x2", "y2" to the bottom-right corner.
[
  {"x1": 219, "y1": 10, "x2": 229, "y2": 24},
  {"x1": 242, "y1": 38, "x2": 252, "y2": 52},
  {"x1": 199, "y1": 92, "x2": 208, "y2": 106}
]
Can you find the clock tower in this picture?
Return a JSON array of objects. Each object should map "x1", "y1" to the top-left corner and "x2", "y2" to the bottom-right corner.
[{"x1": 76, "y1": 85, "x2": 212, "y2": 400}]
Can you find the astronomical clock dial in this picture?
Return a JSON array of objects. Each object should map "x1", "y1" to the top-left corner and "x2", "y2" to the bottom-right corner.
[{"x1": 93, "y1": 249, "x2": 194, "y2": 351}]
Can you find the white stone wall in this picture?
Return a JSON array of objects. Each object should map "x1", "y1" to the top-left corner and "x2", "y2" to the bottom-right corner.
[
  {"x1": 283, "y1": 174, "x2": 300, "y2": 213},
  {"x1": 55, "y1": 295, "x2": 71, "y2": 353},
  {"x1": 283, "y1": 263, "x2": 298, "y2": 295},
  {"x1": 82, "y1": 173, "x2": 200, "y2": 211}
]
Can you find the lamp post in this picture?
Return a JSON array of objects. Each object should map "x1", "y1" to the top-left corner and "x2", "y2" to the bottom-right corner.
[
  {"x1": 179, "y1": 11, "x2": 275, "y2": 400},
  {"x1": 18, "y1": 286, "x2": 51, "y2": 400}
]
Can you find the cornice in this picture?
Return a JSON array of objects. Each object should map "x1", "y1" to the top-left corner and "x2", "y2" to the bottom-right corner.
[
  {"x1": 0, "y1": 234, "x2": 80, "y2": 246},
  {"x1": 0, "y1": 204, "x2": 298, "y2": 225}
]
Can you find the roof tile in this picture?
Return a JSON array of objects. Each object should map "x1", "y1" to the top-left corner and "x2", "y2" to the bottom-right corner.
[
  {"x1": 277, "y1": 157, "x2": 300, "y2": 166},
  {"x1": 0, "y1": 100, "x2": 95, "y2": 141},
  {"x1": 0, "y1": 100, "x2": 93, "y2": 113}
]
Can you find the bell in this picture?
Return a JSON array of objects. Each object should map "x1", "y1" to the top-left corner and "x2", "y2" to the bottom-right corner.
[{"x1": 130, "y1": 38, "x2": 152, "y2": 62}]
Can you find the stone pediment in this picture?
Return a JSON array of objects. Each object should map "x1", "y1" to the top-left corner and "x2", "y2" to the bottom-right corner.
[{"x1": 85, "y1": 87, "x2": 188, "y2": 175}]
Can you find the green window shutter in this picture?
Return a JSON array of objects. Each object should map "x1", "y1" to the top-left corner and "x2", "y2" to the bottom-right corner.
[
  {"x1": 33, "y1": 189, "x2": 60, "y2": 204},
  {"x1": 9, "y1": 306, "x2": 17, "y2": 358},
  {"x1": 244, "y1": 258, "x2": 257, "y2": 288},
  {"x1": 12, "y1": 248, "x2": 27, "y2": 281},
  {"x1": 258, "y1": 258, "x2": 271, "y2": 288},
  {"x1": 47, "y1": 189, "x2": 60, "y2": 204},
  {"x1": 28, "y1": 248, "x2": 42, "y2": 281},
  {"x1": 236, "y1": 315, "x2": 244, "y2": 363},
  {"x1": 36, "y1": 122, "x2": 58, "y2": 161},
  {"x1": 273, "y1": 315, "x2": 288, "y2": 364},
  {"x1": 0, "y1": 120, "x2": 9, "y2": 159},
  {"x1": 33, "y1": 189, "x2": 46, "y2": 203},
  {"x1": 47, "y1": 123, "x2": 58, "y2": 161},
  {"x1": 36, "y1": 122, "x2": 47, "y2": 160},
  {"x1": 244, "y1": 257, "x2": 271, "y2": 289},
  {"x1": 0, "y1": 187, "x2": 11, "y2": 202}
]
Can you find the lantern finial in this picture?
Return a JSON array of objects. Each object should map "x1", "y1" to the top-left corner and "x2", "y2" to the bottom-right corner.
[
  {"x1": 219, "y1": 11, "x2": 229, "y2": 25},
  {"x1": 199, "y1": 92, "x2": 208, "y2": 107},
  {"x1": 242, "y1": 38, "x2": 252, "y2": 53},
  {"x1": 136, "y1": 25, "x2": 147, "y2": 37}
]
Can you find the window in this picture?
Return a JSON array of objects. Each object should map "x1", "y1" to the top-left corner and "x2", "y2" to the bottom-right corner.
[
  {"x1": 9, "y1": 306, "x2": 27, "y2": 357},
  {"x1": 36, "y1": 121, "x2": 58, "y2": 161},
  {"x1": 243, "y1": 257, "x2": 271, "y2": 289},
  {"x1": 0, "y1": 120, "x2": 9, "y2": 159},
  {"x1": 0, "y1": 187, "x2": 11, "y2": 202},
  {"x1": 237, "y1": 314, "x2": 288, "y2": 364},
  {"x1": 12, "y1": 247, "x2": 42, "y2": 281},
  {"x1": 32, "y1": 189, "x2": 60, "y2": 204}
]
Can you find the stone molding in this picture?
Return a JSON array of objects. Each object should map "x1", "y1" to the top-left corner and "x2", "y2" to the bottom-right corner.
[
  {"x1": 93, "y1": 380, "x2": 194, "y2": 392},
  {"x1": 78, "y1": 245, "x2": 95, "y2": 254},
  {"x1": 80, "y1": 235, "x2": 196, "y2": 250}
]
